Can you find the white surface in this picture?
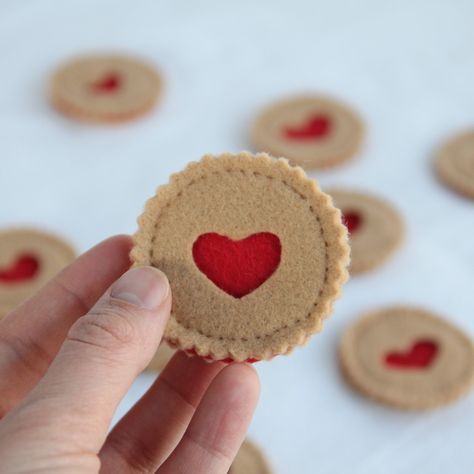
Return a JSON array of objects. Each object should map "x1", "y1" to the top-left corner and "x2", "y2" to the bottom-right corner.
[{"x1": 1, "y1": 0, "x2": 474, "y2": 472}]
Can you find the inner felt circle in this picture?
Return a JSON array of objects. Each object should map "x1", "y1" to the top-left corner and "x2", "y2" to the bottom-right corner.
[
  {"x1": 353, "y1": 313, "x2": 470, "y2": 397},
  {"x1": 0, "y1": 232, "x2": 74, "y2": 309},
  {"x1": 150, "y1": 170, "x2": 327, "y2": 342},
  {"x1": 57, "y1": 58, "x2": 158, "y2": 113},
  {"x1": 259, "y1": 99, "x2": 360, "y2": 162}
]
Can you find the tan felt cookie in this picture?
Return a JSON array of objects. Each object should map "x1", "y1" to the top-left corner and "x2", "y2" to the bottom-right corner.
[
  {"x1": 0, "y1": 228, "x2": 75, "y2": 316},
  {"x1": 251, "y1": 95, "x2": 364, "y2": 169},
  {"x1": 145, "y1": 343, "x2": 176, "y2": 372},
  {"x1": 435, "y1": 130, "x2": 474, "y2": 199},
  {"x1": 340, "y1": 306, "x2": 474, "y2": 410},
  {"x1": 327, "y1": 189, "x2": 404, "y2": 274},
  {"x1": 50, "y1": 54, "x2": 162, "y2": 123},
  {"x1": 132, "y1": 152, "x2": 350, "y2": 362},
  {"x1": 230, "y1": 440, "x2": 272, "y2": 474}
]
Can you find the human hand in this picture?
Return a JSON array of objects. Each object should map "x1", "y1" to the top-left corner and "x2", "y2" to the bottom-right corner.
[{"x1": 0, "y1": 235, "x2": 259, "y2": 473}]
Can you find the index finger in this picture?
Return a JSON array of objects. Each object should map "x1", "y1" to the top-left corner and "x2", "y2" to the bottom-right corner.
[{"x1": 0, "y1": 235, "x2": 132, "y2": 414}]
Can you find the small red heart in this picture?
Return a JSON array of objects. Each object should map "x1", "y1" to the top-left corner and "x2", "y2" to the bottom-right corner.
[
  {"x1": 90, "y1": 72, "x2": 121, "y2": 93},
  {"x1": 342, "y1": 211, "x2": 362, "y2": 234},
  {"x1": 385, "y1": 339, "x2": 438, "y2": 369},
  {"x1": 284, "y1": 114, "x2": 331, "y2": 140},
  {"x1": 0, "y1": 254, "x2": 39, "y2": 284},
  {"x1": 192, "y1": 232, "x2": 281, "y2": 298}
]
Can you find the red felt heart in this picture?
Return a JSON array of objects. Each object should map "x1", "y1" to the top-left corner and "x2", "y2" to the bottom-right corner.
[
  {"x1": 342, "y1": 211, "x2": 362, "y2": 234},
  {"x1": 385, "y1": 339, "x2": 438, "y2": 369},
  {"x1": 192, "y1": 232, "x2": 281, "y2": 298},
  {"x1": 0, "y1": 254, "x2": 39, "y2": 284},
  {"x1": 284, "y1": 114, "x2": 331, "y2": 140},
  {"x1": 91, "y1": 72, "x2": 121, "y2": 93}
]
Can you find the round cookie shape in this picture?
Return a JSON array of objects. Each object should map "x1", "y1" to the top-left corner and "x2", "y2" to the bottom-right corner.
[
  {"x1": 230, "y1": 440, "x2": 272, "y2": 474},
  {"x1": 435, "y1": 130, "x2": 474, "y2": 199},
  {"x1": 251, "y1": 95, "x2": 364, "y2": 169},
  {"x1": 340, "y1": 306, "x2": 474, "y2": 410},
  {"x1": 51, "y1": 54, "x2": 162, "y2": 123},
  {"x1": 145, "y1": 343, "x2": 176, "y2": 372},
  {"x1": 327, "y1": 189, "x2": 404, "y2": 274},
  {"x1": 0, "y1": 228, "x2": 75, "y2": 315},
  {"x1": 132, "y1": 152, "x2": 350, "y2": 362}
]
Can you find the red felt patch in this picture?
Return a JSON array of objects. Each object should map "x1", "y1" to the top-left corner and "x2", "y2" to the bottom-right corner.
[
  {"x1": 192, "y1": 232, "x2": 281, "y2": 298},
  {"x1": 0, "y1": 254, "x2": 39, "y2": 284},
  {"x1": 342, "y1": 211, "x2": 362, "y2": 234},
  {"x1": 90, "y1": 72, "x2": 121, "y2": 93},
  {"x1": 284, "y1": 114, "x2": 331, "y2": 140},
  {"x1": 385, "y1": 339, "x2": 438, "y2": 369}
]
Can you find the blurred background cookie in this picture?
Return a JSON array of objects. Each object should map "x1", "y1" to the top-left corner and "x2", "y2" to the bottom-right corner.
[
  {"x1": 0, "y1": 228, "x2": 75, "y2": 317},
  {"x1": 434, "y1": 130, "x2": 474, "y2": 199},
  {"x1": 145, "y1": 343, "x2": 176, "y2": 372},
  {"x1": 339, "y1": 306, "x2": 474, "y2": 410},
  {"x1": 327, "y1": 189, "x2": 404, "y2": 274},
  {"x1": 50, "y1": 54, "x2": 162, "y2": 123},
  {"x1": 251, "y1": 95, "x2": 364, "y2": 169},
  {"x1": 230, "y1": 439, "x2": 272, "y2": 474}
]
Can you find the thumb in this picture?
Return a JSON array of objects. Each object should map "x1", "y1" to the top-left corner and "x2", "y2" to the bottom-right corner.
[{"x1": 2, "y1": 266, "x2": 171, "y2": 457}]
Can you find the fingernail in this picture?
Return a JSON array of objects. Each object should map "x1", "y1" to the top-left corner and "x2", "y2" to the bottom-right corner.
[{"x1": 111, "y1": 267, "x2": 170, "y2": 310}]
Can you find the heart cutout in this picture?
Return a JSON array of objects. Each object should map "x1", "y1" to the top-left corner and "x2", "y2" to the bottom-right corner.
[
  {"x1": 342, "y1": 210, "x2": 362, "y2": 234},
  {"x1": 192, "y1": 232, "x2": 281, "y2": 298},
  {"x1": 0, "y1": 254, "x2": 39, "y2": 284},
  {"x1": 90, "y1": 72, "x2": 122, "y2": 93},
  {"x1": 384, "y1": 339, "x2": 438, "y2": 369},
  {"x1": 284, "y1": 114, "x2": 331, "y2": 140}
]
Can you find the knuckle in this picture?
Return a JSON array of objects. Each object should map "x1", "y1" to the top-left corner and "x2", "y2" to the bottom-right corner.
[
  {"x1": 67, "y1": 302, "x2": 141, "y2": 352},
  {"x1": 104, "y1": 431, "x2": 158, "y2": 473}
]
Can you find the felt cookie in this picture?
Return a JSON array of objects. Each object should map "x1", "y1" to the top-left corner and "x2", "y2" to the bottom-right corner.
[
  {"x1": 327, "y1": 189, "x2": 404, "y2": 274},
  {"x1": 145, "y1": 343, "x2": 176, "y2": 372},
  {"x1": 340, "y1": 306, "x2": 474, "y2": 410},
  {"x1": 0, "y1": 228, "x2": 75, "y2": 316},
  {"x1": 132, "y1": 152, "x2": 350, "y2": 362},
  {"x1": 50, "y1": 54, "x2": 162, "y2": 123},
  {"x1": 434, "y1": 129, "x2": 474, "y2": 199},
  {"x1": 230, "y1": 440, "x2": 272, "y2": 474},
  {"x1": 251, "y1": 95, "x2": 364, "y2": 169}
]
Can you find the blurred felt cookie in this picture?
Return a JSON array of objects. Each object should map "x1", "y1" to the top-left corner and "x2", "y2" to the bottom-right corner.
[
  {"x1": 132, "y1": 152, "x2": 349, "y2": 362},
  {"x1": 145, "y1": 343, "x2": 176, "y2": 372},
  {"x1": 340, "y1": 306, "x2": 474, "y2": 410},
  {"x1": 0, "y1": 228, "x2": 75, "y2": 317},
  {"x1": 434, "y1": 129, "x2": 474, "y2": 199},
  {"x1": 327, "y1": 189, "x2": 404, "y2": 274},
  {"x1": 230, "y1": 439, "x2": 272, "y2": 474},
  {"x1": 50, "y1": 54, "x2": 162, "y2": 123},
  {"x1": 251, "y1": 95, "x2": 364, "y2": 169}
]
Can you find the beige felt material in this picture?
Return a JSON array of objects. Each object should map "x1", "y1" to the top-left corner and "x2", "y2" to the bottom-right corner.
[
  {"x1": 0, "y1": 228, "x2": 75, "y2": 314},
  {"x1": 230, "y1": 440, "x2": 272, "y2": 474},
  {"x1": 50, "y1": 54, "x2": 162, "y2": 123},
  {"x1": 132, "y1": 152, "x2": 350, "y2": 362},
  {"x1": 327, "y1": 189, "x2": 404, "y2": 274},
  {"x1": 145, "y1": 343, "x2": 176, "y2": 372},
  {"x1": 251, "y1": 95, "x2": 364, "y2": 169},
  {"x1": 435, "y1": 130, "x2": 474, "y2": 199},
  {"x1": 340, "y1": 306, "x2": 474, "y2": 410}
]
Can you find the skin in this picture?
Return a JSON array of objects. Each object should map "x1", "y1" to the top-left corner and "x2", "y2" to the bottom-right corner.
[{"x1": 0, "y1": 235, "x2": 260, "y2": 473}]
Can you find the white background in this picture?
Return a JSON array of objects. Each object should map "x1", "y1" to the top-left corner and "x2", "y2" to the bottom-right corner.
[{"x1": 1, "y1": 0, "x2": 474, "y2": 472}]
